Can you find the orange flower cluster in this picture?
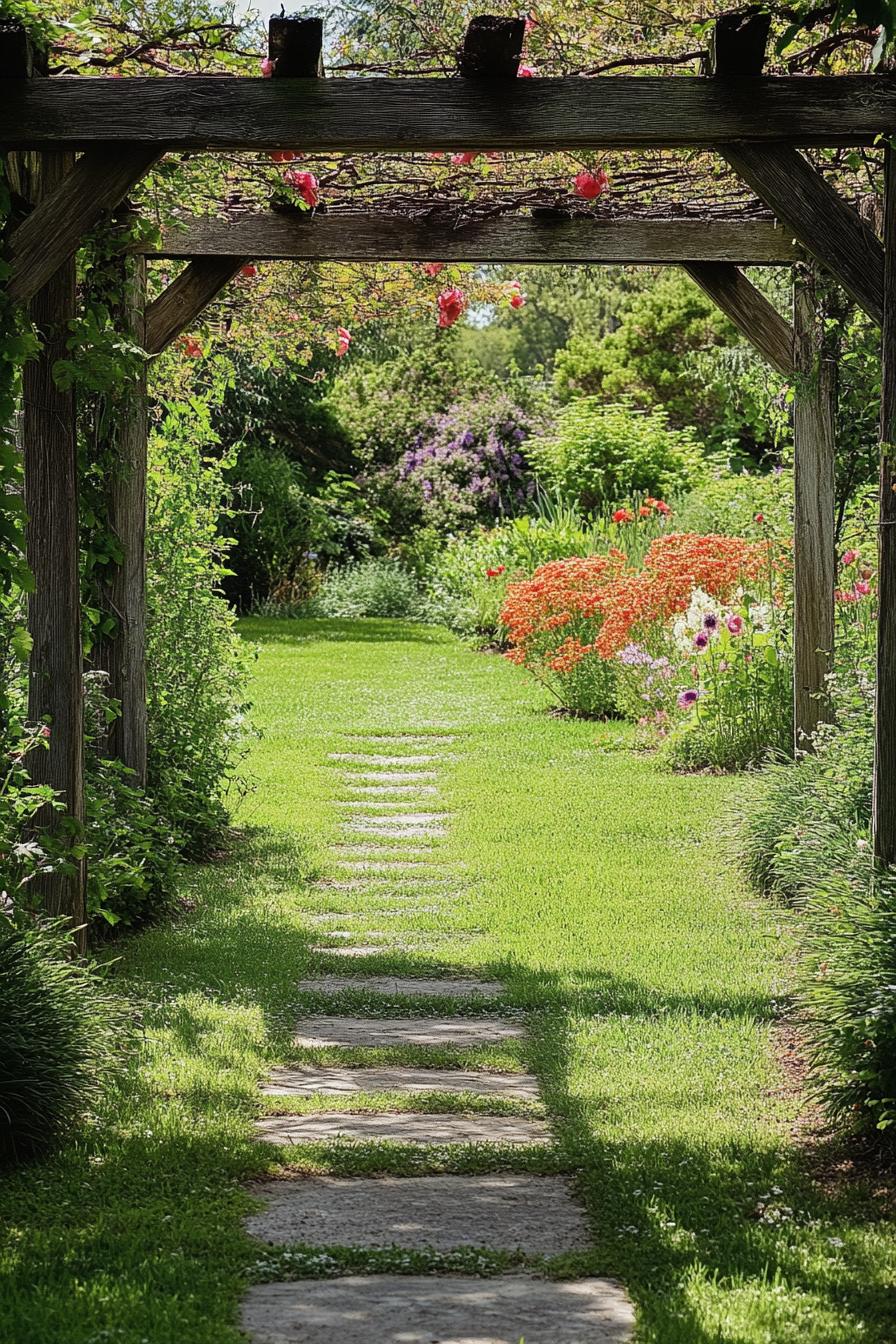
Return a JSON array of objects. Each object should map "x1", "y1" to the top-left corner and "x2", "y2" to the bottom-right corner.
[
  {"x1": 598, "y1": 533, "x2": 773, "y2": 655},
  {"x1": 501, "y1": 535, "x2": 777, "y2": 672}
]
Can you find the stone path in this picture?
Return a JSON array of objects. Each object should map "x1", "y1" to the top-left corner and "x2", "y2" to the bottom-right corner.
[{"x1": 243, "y1": 730, "x2": 634, "y2": 1342}]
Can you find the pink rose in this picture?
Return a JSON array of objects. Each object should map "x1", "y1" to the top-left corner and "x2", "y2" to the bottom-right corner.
[
  {"x1": 437, "y1": 286, "x2": 466, "y2": 328},
  {"x1": 574, "y1": 168, "x2": 609, "y2": 200}
]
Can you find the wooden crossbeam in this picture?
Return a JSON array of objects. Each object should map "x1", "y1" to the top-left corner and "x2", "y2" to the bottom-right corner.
[
  {"x1": 2, "y1": 75, "x2": 895, "y2": 151},
  {"x1": 720, "y1": 144, "x2": 884, "y2": 326},
  {"x1": 138, "y1": 213, "x2": 799, "y2": 265},
  {"x1": 459, "y1": 16, "x2": 526, "y2": 78},
  {"x1": 144, "y1": 256, "x2": 247, "y2": 354},
  {"x1": 7, "y1": 145, "x2": 161, "y2": 307},
  {"x1": 682, "y1": 262, "x2": 796, "y2": 375}
]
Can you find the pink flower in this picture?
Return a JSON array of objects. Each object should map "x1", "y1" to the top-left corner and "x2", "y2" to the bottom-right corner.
[
  {"x1": 574, "y1": 168, "x2": 609, "y2": 200},
  {"x1": 841, "y1": 548, "x2": 859, "y2": 566},
  {"x1": 677, "y1": 689, "x2": 700, "y2": 710},
  {"x1": 335, "y1": 326, "x2": 351, "y2": 357},
  {"x1": 437, "y1": 286, "x2": 466, "y2": 328},
  {"x1": 38, "y1": 725, "x2": 51, "y2": 739},
  {"x1": 181, "y1": 336, "x2": 203, "y2": 358},
  {"x1": 836, "y1": 589, "x2": 859, "y2": 604},
  {"x1": 726, "y1": 614, "x2": 743, "y2": 635},
  {"x1": 754, "y1": 512, "x2": 764, "y2": 524},
  {"x1": 854, "y1": 579, "x2": 871, "y2": 596},
  {"x1": 524, "y1": 15, "x2": 537, "y2": 32},
  {"x1": 239, "y1": 264, "x2": 258, "y2": 278},
  {"x1": 269, "y1": 150, "x2": 297, "y2": 164},
  {"x1": 283, "y1": 169, "x2": 319, "y2": 207},
  {"x1": 507, "y1": 280, "x2": 527, "y2": 309},
  {"x1": 422, "y1": 262, "x2": 445, "y2": 278},
  {"x1": 451, "y1": 151, "x2": 478, "y2": 166},
  {"x1": 518, "y1": 64, "x2": 535, "y2": 77},
  {"x1": 260, "y1": 57, "x2": 275, "y2": 78},
  {"x1": 694, "y1": 631, "x2": 709, "y2": 650}
]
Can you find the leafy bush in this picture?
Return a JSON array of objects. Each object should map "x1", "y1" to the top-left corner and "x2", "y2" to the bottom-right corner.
[
  {"x1": 314, "y1": 559, "x2": 428, "y2": 620},
  {"x1": 146, "y1": 398, "x2": 253, "y2": 857},
  {"x1": 675, "y1": 468, "x2": 792, "y2": 540},
  {"x1": 0, "y1": 916, "x2": 121, "y2": 1164},
  {"x1": 528, "y1": 398, "x2": 708, "y2": 513}
]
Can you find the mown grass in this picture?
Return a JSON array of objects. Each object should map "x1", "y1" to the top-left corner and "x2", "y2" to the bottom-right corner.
[{"x1": 0, "y1": 616, "x2": 893, "y2": 1343}]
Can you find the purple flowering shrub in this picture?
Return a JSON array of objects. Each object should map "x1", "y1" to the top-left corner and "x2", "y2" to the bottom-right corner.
[{"x1": 398, "y1": 391, "x2": 538, "y2": 533}]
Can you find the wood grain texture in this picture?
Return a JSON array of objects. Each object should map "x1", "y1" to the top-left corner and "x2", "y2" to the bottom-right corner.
[
  {"x1": 143, "y1": 213, "x2": 800, "y2": 264},
  {"x1": 721, "y1": 143, "x2": 884, "y2": 325},
  {"x1": 144, "y1": 255, "x2": 247, "y2": 353},
  {"x1": 7, "y1": 145, "x2": 161, "y2": 306},
  {"x1": 792, "y1": 269, "x2": 836, "y2": 753},
  {"x1": 2, "y1": 75, "x2": 895, "y2": 150},
  {"x1": 681, "y1": 261, "x2": 796, "y2": 375},
  {"x1": 21, "y1": 150, "x2": 86, "y2": 949},
  {"x1": 92, "y1": 254, "x2": 148, "y2": 786},
  {"x1": 875, "y1": 144, "x2": 896, "y2": 864}
]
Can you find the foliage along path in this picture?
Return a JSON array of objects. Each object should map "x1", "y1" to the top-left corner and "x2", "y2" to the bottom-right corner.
[{"x1": 1, "y1": 618, "x2": 894, "y2": 1344}]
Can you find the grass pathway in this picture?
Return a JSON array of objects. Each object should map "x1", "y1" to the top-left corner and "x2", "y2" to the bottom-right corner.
[{"x1": 0, "y1": 618, "x2": 893, "y2": 1342}]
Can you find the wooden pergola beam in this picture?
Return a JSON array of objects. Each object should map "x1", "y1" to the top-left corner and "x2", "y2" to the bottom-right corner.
[
  {"x1": 681, "y1": 262, "x2": 796, "y2": 376},
  {"x1": 2, "y1": 75, "x2": 895, "y2": 151},
  {"x1": 138, "y1": 214, "x2": 800, "y2": 265},
  {"x1": 7, "y1": 145, "x2": 161, "y2": 307},
  {"x1": 144, "y1": 256, "x2": 247, "y2": 354},
  {"x1": 720, "y1": 144, "x2": 884, "y2": 326}
]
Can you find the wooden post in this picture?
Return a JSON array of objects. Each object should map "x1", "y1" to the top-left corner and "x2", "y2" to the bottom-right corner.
[
  {"x1": 792, "y1": 265, "x2": 836, "y2": 753},
  {"x1": 22, "y1": 148, "x2": 87, "y2": 951},
  {"x1": 93, "y1": 252, "x2": 148, "y2": 785},
  {"x1": 874, "y1": 144, "x2": 896, "y2": 865}
]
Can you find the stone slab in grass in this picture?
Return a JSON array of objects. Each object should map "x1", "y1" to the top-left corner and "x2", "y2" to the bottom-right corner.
[
  {"x1": 295, "y1": 976, "x2": 504, "y2": 999},
  {"x1": 245, "y1": 1174, "x2": 587, "y2": 1253},
  {"x1": 241, "y1": 1275, "x2": 634, "y2": 1343},
  {"x1": 254, "y1": 1112, "x2": 552, "y2": 1146},
  {"x1": 293, "y1": 1015, "x2": 526, "y2": 1048},
  {"x1": 308, "y1": 945, "x2": 396, "y2": 958},
  {"x1": 261, "y1": 1064, "x2": 541, "y2": 1099},
  {"x1": 346, "y1": 824, "x2": 446, "y2": 840},
  {"x1": 343, "y1": 783, "x2": 439, "y2": 796},
  {"x1": 349, "y1": 769, "x2": 439, "y2": 784},
  {"x1": 329, "y1": 753, "x2": 442, "y2": 766}
]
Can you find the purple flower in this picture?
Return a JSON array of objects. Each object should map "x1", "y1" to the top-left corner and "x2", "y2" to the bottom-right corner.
[
  {"x1": 694, "y1": 631, "x2": 709, "y2": 650},
  {"x1": 618, "y1": 643, "x2": 652, "y2": 667},
  {"x1": 702, "y1": 613, "x2": 718, "y2": 631},
  {"x1": 677, "y1": 689, "x2": 700, "y2": 710}
]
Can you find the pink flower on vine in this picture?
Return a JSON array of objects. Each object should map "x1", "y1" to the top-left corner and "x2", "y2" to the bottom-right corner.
[
  {"x1": 284, "y1": 169, "x2": 319, "y2": 207},
  {"x1": 240, "y1": 264, "x2": 259, "y2": 278},
  {"x1": 269, "y1": 150, "x2": 297, "y2": 164},
  {"x1": 422, "y1": 262, "x2": 445, "y2": 278},
  {"x1": 451, "y1": 151, "x2": 478, "y2": 166},
  {"x1": 260, "y1": 57, "x2": 275, "y2": 78},
  {"x1": 335, "y1": 326, "x2": 352, "y2": 357},
  {"x1": 181, "y1": 336, "x2": 203, "y2": 358},
  {"x1": 437, "y1": 286, "x2": 466, "y2": 328},
  {"x1": 507, "y1": 280, "x2": 527, "y2": 309},
  {"x1": 518, "y1": 64, "x2": 536, "y2": 77},
  {"x1": 841, "y1": 548, "x2": 859, "y2": 566},
  {"x1": 574, "y1": 168, "x2": 609, "y2": 200}
]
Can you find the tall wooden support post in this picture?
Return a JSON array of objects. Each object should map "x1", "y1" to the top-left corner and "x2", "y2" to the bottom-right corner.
[
  {"x1": 874, "y1": 145, "x2": 896, "y2": 866},
  {"x1": 792, "y1": 266, "x2": 836, "y2": 753},
  {"x1": 22, "y1": 149, "x2": 87, "y2": 950},
  {"x1": 93, "y1": 253, "x2": 148, "y2": 785}
]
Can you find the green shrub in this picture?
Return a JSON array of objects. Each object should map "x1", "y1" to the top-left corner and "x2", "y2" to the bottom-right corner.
[
  {"x1": 675, "y1": 469, "x2": 792, "y2": 540},
  {"x1": 0, "y1": 916, "x2": 121, "y2": 1164},
  {"x1": 528, "y1": 398, "x2": 708, "y2": 512},
  {"x1": 315, "y1": 559, "x2": 428, "y2": 620},
  {"x1": 146, "y1": 399, "x2": 253, "y2": 857}
]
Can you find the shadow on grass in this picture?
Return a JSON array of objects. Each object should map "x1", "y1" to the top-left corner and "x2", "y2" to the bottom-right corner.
[{"x1": 239, "y1": 617, "x2": 451, "y2": 647}]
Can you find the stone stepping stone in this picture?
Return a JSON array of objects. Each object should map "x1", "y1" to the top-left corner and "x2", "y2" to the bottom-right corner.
[
  {"x1": 349, "y1": 770, "x2": 438, "y2": 783},
  {"x1": 342, "y1": 783, "x2": 439, "y2": 796},
  {"x1": 254, "y1": 1112, "x2": 551, "y2": 1147},
  {"x1": 345, "y1": 734, "x2": 457, "y2": 744},
  {"x1": 294, "y1": 1016, "x2": 525, "y2": 1048},
  {"x1": 339, "y1": 800, "x2": 445, "y2": 811},
  {"x1": 262, "y1": 1065, "x2": 541, "y2": 1100},
  {"x1": 242, "y1": 1275, "x2": 635, "y2": 1343},
  {"x1": 308, "y1": 945, "x2": 396, "y2": 958},
  {"x1": 296, "y1": 976, "x2": 504, "y2": 999},
  {"x1": 346, "y1": 822, "x2": 446, "y2": 839},
  {"x1": 245, "y1": 1174, "x2": 586, "y2": 1253},
  {"x1": 306, "y1": 906, "x2": 446, "y2": 923},
  {"x1": 329, "y1": 753, "x2": 442, "y2": 766}
]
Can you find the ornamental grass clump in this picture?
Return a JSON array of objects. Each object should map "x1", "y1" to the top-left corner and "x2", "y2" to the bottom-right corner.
[{"x1": 0, "y1": 917, "x2": 122, "y2": 1165}]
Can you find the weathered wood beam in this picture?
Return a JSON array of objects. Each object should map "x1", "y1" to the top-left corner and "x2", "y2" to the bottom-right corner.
[
  {"x1": 459, "y1": 15, "x2": 526, "y2": 78},
  {"x1": 706, "y1": 7, "x2": 771, "y2": 77},
  {"x1": 792, "y1": 266, "x2": 836, "y2": 750},
  {"x1": 92, "y1": 252, "x2": 148, "y2": 786},
  {"x1": 269, "y1": 15, "x2": 324, "y2": 78},
  {"x1": 144, "y1": 256, "x2": 247, "y2": 354},
  {"x1": 22, "y1": 150, "x2": 87, "y2": 951},
  {"x1": 7, "y1": 145, "x2": 161, "y2": 307},
  {"x1": 140, "y1": 214, "x2": 799, "y2": 264},
  {"x1": 2, "y1": 76, "x2": 895, "y2": 151},
  {"x1": 874, "y1": 143, "x2": 896, "y2": 864},
  {"x1": 720, "y1": 144, "x2": 884, "y2": 326},
  {"x1": 681, "y1": 261, "x2": 796, "y2": 376}
]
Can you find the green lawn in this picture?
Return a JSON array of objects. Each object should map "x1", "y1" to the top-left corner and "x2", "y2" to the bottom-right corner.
[{"x1": 0, "y1": 617, "x2": 893, "y2": 1343}]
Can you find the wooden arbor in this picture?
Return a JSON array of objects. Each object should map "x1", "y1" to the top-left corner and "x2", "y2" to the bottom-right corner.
[{"x1": 2, "y1": 12, "x2": 894, "y2": 942}]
